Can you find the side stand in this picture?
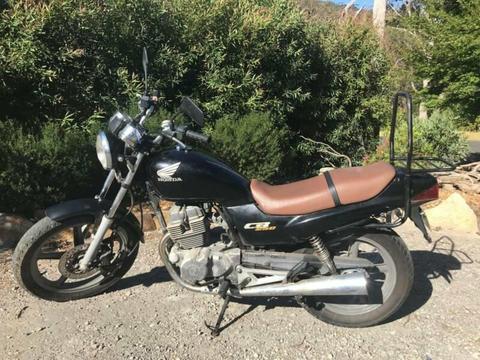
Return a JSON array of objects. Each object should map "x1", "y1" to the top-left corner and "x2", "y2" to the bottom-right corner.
[{"x1": 205, "y1": 280, "x2": 230, "y2": 337}]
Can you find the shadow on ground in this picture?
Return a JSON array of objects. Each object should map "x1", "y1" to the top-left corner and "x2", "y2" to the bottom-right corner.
[
  {"x1": 112, "y1": 234, "x2": 473, "y2": 329},
  {"x1": 389, "y1": 235, "x2": 473, "y2": 322},
  {"x1": 111, "y1": 266, "x2": 171, "y2": 292}
]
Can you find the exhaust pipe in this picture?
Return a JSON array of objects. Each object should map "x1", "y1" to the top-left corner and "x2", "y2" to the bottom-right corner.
[{"x1": 235, "y1": 272, "x2": 368, "y2": 297}]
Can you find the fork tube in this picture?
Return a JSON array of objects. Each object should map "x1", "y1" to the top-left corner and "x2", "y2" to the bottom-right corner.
[
  {"x1": 96, "y1": 169, "x2": 116, "y2": 201},
  {"x1": 79, "y1": 153, "x2": 144, "y2": 271}
]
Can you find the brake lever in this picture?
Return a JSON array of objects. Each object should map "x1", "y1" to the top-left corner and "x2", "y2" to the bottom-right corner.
[
  {"x1": 162, "y1": 129, "x2": 187, "y2": 150},
  {"x1": 139, "y1": 105, "x2": 154, "y2": 126}
]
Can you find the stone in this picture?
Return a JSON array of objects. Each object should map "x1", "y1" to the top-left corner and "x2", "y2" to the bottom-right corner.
[
  {"x1": 142, "y1": 213, "x2": 157, "y2": 232},
  {"x1": 0, "y1": 214, "x2": 33, "y2": 252},
  {"x1": 424, "y1": 192, "x2": 479, "y2": 234},
  {"x1": 131, "y1": 207, "x2": 157, "y2": 232}
]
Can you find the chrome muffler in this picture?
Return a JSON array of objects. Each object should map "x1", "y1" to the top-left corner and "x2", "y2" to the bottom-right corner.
[{"x1": 235, "y1": 272, "x2": 368, "y2": 297}]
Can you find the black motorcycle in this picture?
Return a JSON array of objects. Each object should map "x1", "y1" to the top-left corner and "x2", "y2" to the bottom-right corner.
[{"x1": 13, "y1": 50, "x2": 451, "y2": 334}]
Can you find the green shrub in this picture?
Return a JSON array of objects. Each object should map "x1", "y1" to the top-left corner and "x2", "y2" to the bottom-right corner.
[
  {"x1": 401, "y1": 0, "x2": 480, "y2": 126},
  {"x1": 211, "y1": 112, "x2": 288, "y2": 181},
  {"x1": 0, "y1": 0, "x2": 392, "y2": 213},
  {"x1": 301, "y1": 23, "x2": 391, "y2": 164},
  {"x1": 0, "y1": 0, "x2": 187, "y2": 128},
  {"x1": 0, "y1": 120, "x2": 103, "y2": 216},
  {"x1": 415, "y1": 110, "x2": 469, "y2": 163},
  {"x1": 369, "y1": 109, "x2": 469, "y2": 165}
]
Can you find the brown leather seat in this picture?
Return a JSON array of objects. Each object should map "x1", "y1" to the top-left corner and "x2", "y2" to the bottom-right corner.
[{"x1": 250, "y1": 161, "x2": 396, "y2": 215}]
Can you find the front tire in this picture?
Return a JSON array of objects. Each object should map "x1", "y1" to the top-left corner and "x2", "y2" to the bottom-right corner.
[
  {"x1": 13, "y1": 216, "x2": 139, "y2": 302},
  {"x1": 297, "y1": 231, "x2": 414, "y2": 327}
]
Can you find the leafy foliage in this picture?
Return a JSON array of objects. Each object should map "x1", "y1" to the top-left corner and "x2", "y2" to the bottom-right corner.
[
  {"x1": 0, "y1": 0, "x2": 394, "y2": 213},
  {"x1": 212, "y1": 112, "x2": 288, "y2": 180},
  {"x1": 0, "y1": 119, "x2": 103, "y2": 215},
  {"x1": 400, "y1": 0, "x2": 480, "y2": 127},
  {"x1": 370, "y1": 109, "x2": 469, "y2": 164}
]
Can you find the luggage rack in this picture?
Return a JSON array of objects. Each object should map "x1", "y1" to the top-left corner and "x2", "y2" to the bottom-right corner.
[
  {"x1": 373, "y1": 92, "x2": 456, "y2": 229},
  {"x1": 392, "y1": 157, "x2": 455, "y2": 173},
  {"x1": 389, "y1": 91, "x2": 456, "y2": 174}
]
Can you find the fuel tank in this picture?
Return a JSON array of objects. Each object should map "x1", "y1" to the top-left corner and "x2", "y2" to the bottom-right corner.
[{"x1": 146, "y1": 148, "x2": 252, "y2": 206}]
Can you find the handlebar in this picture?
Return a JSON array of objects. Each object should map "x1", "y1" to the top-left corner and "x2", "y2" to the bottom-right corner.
[
  {"x1": 185, "y1": 130, "x2": 210, "y2": 144},
  {"x1": 133, "y1": 93, "x2": 209, "y2": 148}
]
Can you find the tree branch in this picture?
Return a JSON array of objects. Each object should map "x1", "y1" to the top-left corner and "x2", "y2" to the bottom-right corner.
[{"x1": 299, "y1": 135, "x2": 352, "y2": 167}]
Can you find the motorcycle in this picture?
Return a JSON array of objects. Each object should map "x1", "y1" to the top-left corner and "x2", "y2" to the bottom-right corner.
[{"x1": 13, "y1": 49, "x2": 452, "y2": 335}]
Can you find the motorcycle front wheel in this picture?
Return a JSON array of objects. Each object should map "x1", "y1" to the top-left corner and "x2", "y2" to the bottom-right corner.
[
  {"x1": 13, "y1": 216, "x2": 139, "y2": 302},
  {"x1": 296, "y1": 231, "x2": 414, "y2": 327}
]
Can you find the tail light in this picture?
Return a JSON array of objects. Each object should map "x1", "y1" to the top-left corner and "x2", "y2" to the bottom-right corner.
[{"x1": 412, "y1": 183, "x2": 439, "y2": 204}]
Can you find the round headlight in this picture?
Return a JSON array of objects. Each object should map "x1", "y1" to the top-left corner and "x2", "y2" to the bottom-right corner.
[{"x1": 96, "y1": 131, "x2": 113, "y2": 170}]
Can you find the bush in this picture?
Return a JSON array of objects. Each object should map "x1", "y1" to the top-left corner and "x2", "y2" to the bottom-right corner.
[
  {"x1": 369, "y1": 109, "x2": 469, "y2": 165},
  {"x1": 211, "y1": 112, "x2": 288, "y2": 181},
  {"x1": 0, "y1": 120, "x2": 103, "y2": 216},
  {"x1": 401, "y1": 0, "x2": 480, "y2": 126},
  {"x1": 317, "y1": 24, "x2": 391, "y2": 162},
  {"x1": 415, "y1": 110, "x2": 469, "y2": 163},
  {"x1": 0, "y1": 0, "x2": 186, "y2": 129},
  {"x1": 0, "y1": 0, "x2": 392, "y2": 213}
]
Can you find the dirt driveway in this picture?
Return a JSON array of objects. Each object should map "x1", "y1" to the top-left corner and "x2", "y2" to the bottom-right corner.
[{"x1": 1, "y1": 222, "x2": 479, "y2": 360}]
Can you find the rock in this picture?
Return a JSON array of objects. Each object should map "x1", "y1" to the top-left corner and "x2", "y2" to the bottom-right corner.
[
  {"x1": 142, "y1": 213, "x2": 157, "y2": 232},
  {"x1": 131, "y1": 207, "x2": 158, "y2": 232},
  {"x1": 0, "y1": 214, "x2": 33, "y2": 252},
  {"x1": 424, "y1": 193, "x2": 479, "y2": 234}
]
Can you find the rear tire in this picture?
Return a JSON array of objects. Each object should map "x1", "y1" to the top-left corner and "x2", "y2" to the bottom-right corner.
[
  {"x1": 297, "y1": 231, "x2": 413, "y2": 327},
  {"x1": 13, "y1": 216, "x2": 139, "y2": 302}
]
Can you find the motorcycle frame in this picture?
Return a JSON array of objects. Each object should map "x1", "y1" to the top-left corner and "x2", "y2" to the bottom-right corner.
[{"x1": 75, "y1": 91, "x2": 448, "y2": 270}]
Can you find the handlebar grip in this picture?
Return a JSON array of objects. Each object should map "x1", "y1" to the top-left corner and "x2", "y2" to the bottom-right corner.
[{"x1": 185, "y1": 130, "x2": 210, "y2": 144}]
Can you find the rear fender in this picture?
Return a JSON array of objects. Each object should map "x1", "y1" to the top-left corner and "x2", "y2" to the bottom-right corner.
[
  {"x1": 324, "y1": 226, "x2": 399, "y2": 245},
  {"x1": 45, "y1": 199, "x2": 144, "y2": 243}
]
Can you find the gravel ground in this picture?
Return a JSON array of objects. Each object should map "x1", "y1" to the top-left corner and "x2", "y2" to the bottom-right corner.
[{"x1": 1, "y1": 221, "x2": 479, "y2": 360}]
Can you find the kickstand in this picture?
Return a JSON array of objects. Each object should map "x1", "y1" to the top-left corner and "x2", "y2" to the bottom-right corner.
[{"x1": 205, "y1": 280, "x2": 230, "y2": 337}]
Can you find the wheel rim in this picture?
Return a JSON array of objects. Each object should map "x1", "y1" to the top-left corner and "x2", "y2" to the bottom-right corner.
[
  {"x1": 29, "y1": 219, "x2": 129, "y2": 295},
  {"x1": 302, "y1": 236, "x2": 397, "y2": 316}
]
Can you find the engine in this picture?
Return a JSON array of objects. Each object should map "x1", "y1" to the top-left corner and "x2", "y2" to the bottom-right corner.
[
  {"x1": 166, "y1": 205, "x2": 239, "y2": 285},
  {"x1": 166, "y1": 205, "x2": 208, "y2": 249}
]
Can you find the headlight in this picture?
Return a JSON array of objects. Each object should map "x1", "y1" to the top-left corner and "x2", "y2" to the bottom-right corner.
[{"x1": 96, "y1": 131, "x2": 113, "y2": 170}]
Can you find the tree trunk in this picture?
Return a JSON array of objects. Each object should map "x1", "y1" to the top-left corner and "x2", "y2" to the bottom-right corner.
[
  {"x1": 373, "y1": 0, "x2": 386, "y2": 38},
  {"x1": 418, "y1": 79, "x2": 429, "y2": 120}
]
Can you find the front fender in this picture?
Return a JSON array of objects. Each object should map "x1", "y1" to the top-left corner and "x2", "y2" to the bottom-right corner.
[
  {"x1": 46, "y1": 199, "x2": 109, "y2": 222},
  {"x1": 45, "y1": 198, "x2": 144, "y2": 243}
]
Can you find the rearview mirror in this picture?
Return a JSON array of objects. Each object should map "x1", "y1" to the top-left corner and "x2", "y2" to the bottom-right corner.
[
  {"x1": 142, "y1": 47, "x2": 148, "y2": 94},
  {"x1": 179, "y1": 97, "x2": 204, "y2": 127}
]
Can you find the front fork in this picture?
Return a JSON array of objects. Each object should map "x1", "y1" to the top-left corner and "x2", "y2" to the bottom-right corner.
[{"x1": 78, "y1": 153, "x2": 144, "y2": 271}]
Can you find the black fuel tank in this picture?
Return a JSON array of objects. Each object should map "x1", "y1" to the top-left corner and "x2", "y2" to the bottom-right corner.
[{"x1": 146, "y1": 149, "x2": 252, "y2": 206}]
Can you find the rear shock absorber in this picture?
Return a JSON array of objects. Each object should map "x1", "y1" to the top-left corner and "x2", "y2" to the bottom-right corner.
[{"x1": 309, "y1": 236, "x2": 337, "y2": 275}]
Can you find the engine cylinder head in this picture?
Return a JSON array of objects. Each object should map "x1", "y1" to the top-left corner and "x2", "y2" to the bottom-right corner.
[{"x1": 167, "y1": 205, "x2": 208, "y2": 249}]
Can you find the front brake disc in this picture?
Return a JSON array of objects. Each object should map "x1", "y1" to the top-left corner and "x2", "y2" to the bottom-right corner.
[{"x1": 58, "y1": 245, "x2": 99, "y2": 280}]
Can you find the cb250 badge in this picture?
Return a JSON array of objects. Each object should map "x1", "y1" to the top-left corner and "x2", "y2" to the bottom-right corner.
[{"x1": 244, "y1": 222, "x2": 277, "y2": 231}]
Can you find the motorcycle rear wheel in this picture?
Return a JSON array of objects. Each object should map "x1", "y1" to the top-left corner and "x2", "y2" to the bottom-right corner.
[
  {"x1": 13, "y1": 216, "x2": 139, "y2": 302},
  {"x1": 296, "y1": 231, "x2": 413, "y2": 327}
]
